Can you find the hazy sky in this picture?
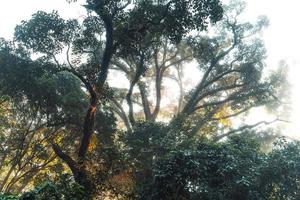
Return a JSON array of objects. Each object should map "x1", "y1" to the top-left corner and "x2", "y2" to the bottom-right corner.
[
  {"x1": 0, "y1": 0, "x2": 299, "y2": 137},
  {"x1": 243, "y1": 0, "x2": 300, "y2": 138}
]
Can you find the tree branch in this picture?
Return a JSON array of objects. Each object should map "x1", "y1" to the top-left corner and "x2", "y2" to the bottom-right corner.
[
  {"x1": 51, "y1": 143, "x2": 78, "y2": 176},
  {"x1": 109, "y1": 97, "x2": 132, "y2": 131},
  {"x1": 192, "y1": 89, "x2": 267, "y2": 113},
  {"x1": 138, "y1": 82, "x2": 152, "y2": 121},
  {"x1": 181, "y1": 21, "x2": 239, "y2": 115},
  {"x1": 126, "y1": 54, "x2": 145, "y2": 125},
  {"x1": 213, "y1": 118, "x2": 289, "y2": 142}
]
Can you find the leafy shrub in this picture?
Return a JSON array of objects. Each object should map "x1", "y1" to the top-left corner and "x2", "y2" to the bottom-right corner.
[{"x1": 1, "y1": 175, "x2": 86, "y2": 200}]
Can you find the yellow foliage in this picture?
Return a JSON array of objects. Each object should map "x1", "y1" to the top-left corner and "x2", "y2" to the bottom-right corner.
[
  {"x1": 54, "y1": 134, "x2": 64, "y2": 144},
  {"x1": 213, "y1": 105, "x2": 232, "y2": 127},
  {"x1": 88, "y1": 133, "x2": 97, "y2": 152}
]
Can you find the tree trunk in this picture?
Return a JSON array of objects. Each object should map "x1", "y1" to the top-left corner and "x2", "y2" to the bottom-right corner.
[{"x1": 78, "y1": 103, "x2": 97, "y2": 161}]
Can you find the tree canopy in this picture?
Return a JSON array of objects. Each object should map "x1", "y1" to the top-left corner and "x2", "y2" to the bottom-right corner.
[{"x1": 0, "y1": 0, "x2": 295, "y2": 199}]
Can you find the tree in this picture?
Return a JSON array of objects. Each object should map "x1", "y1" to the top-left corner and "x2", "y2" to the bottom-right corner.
[
  {"x1": 117, "y1": 0, "x2": 286, "y2": 188},
  {"x1": 137, "y1": 134, "x2": 300, "y2": 200},
  {"x1": 0, "y1": 50, "x2": 86, "y2": 194},
  {"x1": 109, "y1": 0, "x2": 285, "y2": 141},
  {"x1": 0, "y1": 0, "x2": 223, "y2": 197},
  {"x1": 0, "y1": 0, "x2": 292, "y2": 198}
]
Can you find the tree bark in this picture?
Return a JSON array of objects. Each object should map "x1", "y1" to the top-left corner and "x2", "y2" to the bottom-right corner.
[{"x1": 78, "y1": 99, "x2": 97, "y2": 161}]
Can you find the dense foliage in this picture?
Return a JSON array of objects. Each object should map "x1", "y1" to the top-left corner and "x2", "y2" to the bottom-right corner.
[
  {"x1": 136, "y1": 135, "x2": 300, "y2": 200},
  {"x1": 0, "y1": 0, "x2": 293, "y2": 199},
  {"x1": 0, "y1": 175, "x2": 86, "y2": 200},
  {"x1": 2, "y1": 135, "x2": 300, "y2": 199}
]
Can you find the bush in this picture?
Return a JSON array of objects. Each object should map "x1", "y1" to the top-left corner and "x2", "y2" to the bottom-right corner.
[{"x1": 1, "y1": 175, "x2": 86, "y2": 200}]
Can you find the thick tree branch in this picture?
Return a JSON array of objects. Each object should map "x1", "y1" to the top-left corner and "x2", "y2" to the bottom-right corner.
[
  {"x1": 151, "y1": 51, "x2": 163, "y2": 120},
  {"x1": 78, "y1": 102, "x2": 97, "y2": 160},
  {"x1": 138, "y1": 82, "x2": 152, "y2": 121},
  {"x1": 181, "y1": 22, "x2": 239, "y2": 115},
  {"x1": 52, "y1": 143, "x2": 78, "y2": 176},
  {"x1": 109, "y1": 97, "x2": 132, "y2": 131},
  {"x1": 97, "y1": 9, "x2": 117, "y2": 88},
  {"x1": 190, "y1": 106, "x2": 221, "y2": 136},
  {"x1": 126, "y1": 54, "x2": 145, "y2": 125},
  {"x1": 77, "y1": 5, "x2": 118, "y2": 164}
]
